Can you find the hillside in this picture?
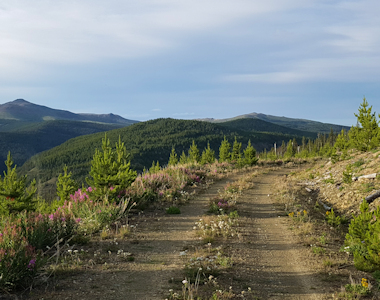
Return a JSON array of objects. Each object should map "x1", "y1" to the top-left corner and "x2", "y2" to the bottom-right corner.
[
  {"x1": 292, "y1": 150, "x2": 380, "y2": 216},
  {"x1": 201, "y1": 112, "x2": 350, "y2": 134},
  {"x1": 218, "y1": 118, "x2": 318, "y2": 138},
  {"x1": 0, "y1": 99, "x2": 138, "y2": 130},
  {"x1": 0, "y1": 120, "x2": 127, "y2": 173},
  {"x1": 19, "y1": 118, "x2": 309, "y2": 197}
]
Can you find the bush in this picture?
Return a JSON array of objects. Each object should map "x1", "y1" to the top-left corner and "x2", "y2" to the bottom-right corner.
[
  {"x1": 166, "y1": 206, "x2": 181, "y2": 214},
  {"x1": 345, "y1": 200, "x2": 380, "y2": 271}
]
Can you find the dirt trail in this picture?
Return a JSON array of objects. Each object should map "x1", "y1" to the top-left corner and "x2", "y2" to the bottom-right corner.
[
  {"x1": 29, "y1": 169, "x2": 331, "y2": 300},
  {"x1": 29, "y1": 176, "x2": 236, "y2": 300},
  {"x1": 233, "y1": 168, "x2": 329, "y2": 299}
]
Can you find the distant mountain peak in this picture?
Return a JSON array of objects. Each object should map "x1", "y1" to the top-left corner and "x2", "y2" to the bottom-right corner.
[
  {"x1": 0, "y1": 99, "x2": 139, "y2": 125},
  {"x1": 11, "y1": 99, "x2": 30, "y2": 105}
]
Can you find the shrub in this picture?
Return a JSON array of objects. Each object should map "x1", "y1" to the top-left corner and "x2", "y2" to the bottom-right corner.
[
  {"x1": 345, "y1": 200, "x2": 380, "y2": 271},
  {"x1": 326, "y1": 209, "x2": 346, "y2": 227},
  {"x1": 166, "y1": 206, "x2": 181, "y2": 214},
  {"x1": 342, "y1": 165, "x2": 353, "y2": 184}
]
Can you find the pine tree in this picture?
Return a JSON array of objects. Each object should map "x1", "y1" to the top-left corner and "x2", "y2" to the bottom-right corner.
[
  {"x1": 200, "y1": 142, "x2": 215, "y2": 165},
  {"x1": 334, "y1": 129, "x2": 349, "y2": 151},
  {"x1": 168, "y1": 147, "x2": 178, "y2": 166},
  {"x1": 86, "y1": 135, "x2": 137, "y2": 201},
  {"x1": 231, "y1": 137, "x2": 242, "y2": 161},
  {"x1": 284, "y1": 139, "x2": 295, "y2": 158},
  {"x1": 179, "y1": 151, "x2": 188, "y2": 164},
  {"x1": 0, "y1": 152, "x2": 37, "y2": 214},
  {"x1": 349, "y1": 97, "x2": 379, "y2": 151},
  {"x1": 219, "y1": 136, "x2": 231, "y2": 162},
  {"x1": 280, "y1": 140, "x2": 286, "y2": 157},
  {"x1": 188, "y1": 140, "x2": 200, "y2": 163},
  {"x1": 149, "y1": 161, "x2": 160, "y2": 173},
  {"x1": 243, "y1": 140, "x2": 258, "y2": 166},
  {"x1": 56, "y1": 165, "x2": 78, "y2": 202}
]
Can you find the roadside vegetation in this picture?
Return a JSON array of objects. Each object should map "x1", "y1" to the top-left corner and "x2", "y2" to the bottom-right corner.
[{"x1": 1, "y1": 97, "x2": 380, "y2": 299}]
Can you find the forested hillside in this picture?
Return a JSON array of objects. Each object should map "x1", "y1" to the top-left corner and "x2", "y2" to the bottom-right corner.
[
  {"x1": 205, "y1": 112, "x2": 350, "y2": 134},
  {"x1": 20, "y1": 118, "x2": 305, "y2": 186},
  {"x1": 218, "y1": 118, "x2": 318, "y2": 138},
  {"x1": 0, "y1": 120, "x2": 126, "y2": 173}
]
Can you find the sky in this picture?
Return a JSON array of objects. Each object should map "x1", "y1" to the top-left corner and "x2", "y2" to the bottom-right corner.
[{"x1": 0, "y1": 0, "x2": 379, "y2": 126}]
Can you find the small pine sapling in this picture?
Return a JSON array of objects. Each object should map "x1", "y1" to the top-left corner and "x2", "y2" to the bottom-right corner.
[
  {"x1": 188, "y1": 140, "x2": 200, "y2": 163},
  {"x1": 0, "y1": 152, "x2": 37, "y2": 214},
  {"x1": 243, "y1": 140, "x2": 258, "y2": 166},
  {"x1": 86, "y1": 135, "x2": 137, "y2": 202},
  {"x1": 56, "y1": 165, "x2": 78, "y2": 203},
  {"x1": 219, "y1": 136, "x2": 231, "y2": 162},
  {"x1": 200, "y1": 142, "x2": 215, "y2": 165},
  {"x1": 168, "y1": 147, "x2": 178, "y2": 166}
]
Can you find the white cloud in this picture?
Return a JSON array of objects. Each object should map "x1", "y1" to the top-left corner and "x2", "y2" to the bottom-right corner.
[
  {"x1": 0, "y1": 0, "x2": 307, "y2": 66},
  {"x1": 223, "y1": 54, "x2": 380, "y2": 84}
]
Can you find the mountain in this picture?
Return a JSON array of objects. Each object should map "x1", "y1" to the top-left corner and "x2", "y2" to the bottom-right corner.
[
  {"x1": 0, "y1": 120, "x2": 128, "y2": 174},
  {"x1": 0, "y1": 99, "x2": 139, "y2": 173},
  {"x1": 0, "y1": 99, "x2": 138, "y2": 131},
  {"x1": 218, "y1": 118, "x2": 318, "y2": 138},
  {"x1": 199, "y1": 112, "x2": 350, "y2": 134},
  {"x1": 19, "y1": 118, "x2": 307, "y2": 199}
]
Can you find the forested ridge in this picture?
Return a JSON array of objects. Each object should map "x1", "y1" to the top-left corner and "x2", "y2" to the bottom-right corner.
[
  {"x1": 0, "y1": 120, "x2": 128, "y2": 173},
  {"x1": 19, "y1": 118, "x2": 307, "y2": 186}
]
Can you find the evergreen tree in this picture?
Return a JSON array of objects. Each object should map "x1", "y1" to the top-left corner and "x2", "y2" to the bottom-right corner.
[
  {"x1": 86, "y1": 135, "x2": 137, "y2": 201},
  {"x1": 284, "y1": 139, "x2": 295, "y2": 158},
  {"x1": 188, "y1": 140, "x2": 200, "y2": 163},
  {"x1": 219, "y1": 136, "x2": 231, "y2": 162},
  {"x1": 168, "y1": 147, "x2": 178, "y2": 166},
  {"x1": 301, "y1": 136, "x2": 307, "y2": 152},
  {"x1": 280, "y1": 140, "x2": 286, "y2": 157},
  {"x1": 327, "y1": 128, "x2": 336, "y2": 146},
  {"x1": 334, "y1": 129, "x2": 350, "y2": 153},
  {"x1": 149, "y1": 161, "x2": 160, "y2": 173},
  {"x1": 231, "y1": 137, "x2": 242, "y2": 161},
  {"x1": 56, "y1": 165, "x2": 78, "y2": 202},
  {"x1": 292, "y1": 138, "x2": 298, "y2": 155},
  {"x1": 243, "y1": 140, "x2": 258, "y2": 166},
  {"x1": 349, "y1": 97, "x2": 379, "y2": 151},
  {"x1": 179, "y1": 151, "x2": 188, "y2": 164},
  {"x1": 200, "y1": 142, "x2": 215, "y2": 165},
  {"x1": 0, "y1": 152, "x2": 37, "y2": 214}
]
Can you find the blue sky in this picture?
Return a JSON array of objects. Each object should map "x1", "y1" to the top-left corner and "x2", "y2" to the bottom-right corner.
[{"x1": 0, "y1": 0, "x2": 379, "y2": 126}]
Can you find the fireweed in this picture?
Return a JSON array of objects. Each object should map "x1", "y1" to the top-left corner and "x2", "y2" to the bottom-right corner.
[
  {"x1": 0, "y1": 209, "x2": 77, "y2": 290},
  {"x1": 0, "y1": 188, "x2": 129, "y2": 290},
  {"x1": 208, "y1": 182, "x2": 242, "y2": 215}
]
